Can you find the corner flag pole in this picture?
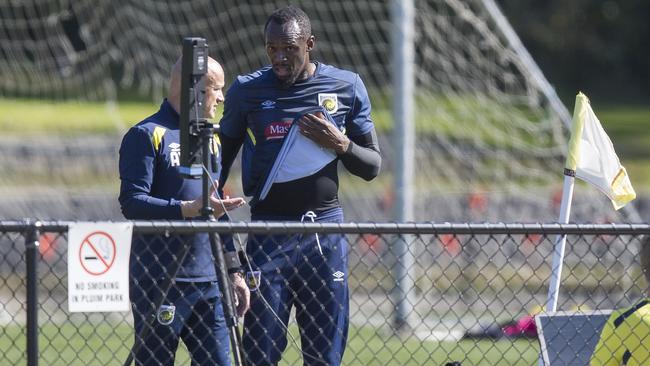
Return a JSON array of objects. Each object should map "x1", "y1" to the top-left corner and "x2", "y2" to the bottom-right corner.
[
  {"x1": 545, "y1": 92, "x2": 637, "y2": 314},
  {"x1": 540, "y1": 174, "x2": 575, "y2": 366},
  {"x1": 544, "y1": 93, "x2": 587, "y2": 313},
  {"x1": 541, "y1": 94, "x2": 637, "y2": 365},
  {"x1": 546, "y1": 172, "x2": 575, "y2": 312},
  {"x1": 539, "y1": 94, "x2": 584, "y2": 366}
]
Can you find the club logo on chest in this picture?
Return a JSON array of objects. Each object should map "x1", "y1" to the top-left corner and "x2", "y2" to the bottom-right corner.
[{"x1": 318, "y1": 93, "x2": 338, "y2": 113}]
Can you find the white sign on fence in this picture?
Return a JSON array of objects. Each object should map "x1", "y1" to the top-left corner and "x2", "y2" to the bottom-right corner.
[{"x1": 67, "y1": 222, "x2": 133, "y2": 312}]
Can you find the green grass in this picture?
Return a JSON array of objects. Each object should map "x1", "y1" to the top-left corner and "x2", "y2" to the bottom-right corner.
[
  {"x1": 0, "y1": 96, "x2": 553, "y2": 142},
  {"x1": 596, "y1": 106, "x2": 650, "y2": 158},
  {"x1": 595, "y1": 106, "x2": 650, "y2": 189},
  {"x1": 0, "y1": 98, "x2": 157, "y2": 135},
  {"x1": 1, "y1": 96, "x2": 646, "y2": 142},
  {"x1": 1, "y1": 322, "x2": 539, "y2": 365},
  {"x1": 342, "y1": 327, "x2": 539, "y2": 365},
  {"x1": 1, "y1": 96, "x2": 648, "y2": 186}
]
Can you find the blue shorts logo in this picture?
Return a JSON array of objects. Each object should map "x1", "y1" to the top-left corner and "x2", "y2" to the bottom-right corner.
[
  {"x1": 332, "y1": 271, "x2": 345, "y2": 282},
  {"x1": 246, "y1": 271, "x2": 261, "y2": 292},
  {"x1": 157, "y1": 304, "x2": 176, "y2": 325}
]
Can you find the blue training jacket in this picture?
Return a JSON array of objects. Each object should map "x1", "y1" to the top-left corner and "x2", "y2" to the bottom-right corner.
[
  {"x1": 219, "y1": 62, "x2": 375, "y2": 199},
  {"x1": 118, "y1": 99, "x2": 221, "y2": 282}
]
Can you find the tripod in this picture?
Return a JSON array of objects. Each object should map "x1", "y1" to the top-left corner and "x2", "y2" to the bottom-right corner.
[
  {"x1": 197, "y1": 122, "x2": 246, "y2": 366},
  {"x1": 123, "y1": 122, "x2": 245, "y2": 366}
]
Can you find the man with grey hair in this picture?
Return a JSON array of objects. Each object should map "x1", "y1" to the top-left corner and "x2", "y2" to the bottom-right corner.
[{"x1": 119, "y1": 55, "x2": 249, "y2": 365}]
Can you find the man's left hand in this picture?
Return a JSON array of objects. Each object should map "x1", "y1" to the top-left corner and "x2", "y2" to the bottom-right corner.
[
  {"x1": 298, "y1": 112, "x2": 350, "y2": 154},
  {"x1": 181, "y1": 180, "x2": 245, "y2": 218},
  {"x1": 229, "y1": 272, "x2": 250, "y2": 318}
]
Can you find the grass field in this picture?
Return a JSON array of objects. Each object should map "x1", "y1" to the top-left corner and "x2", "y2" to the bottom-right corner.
[
  {"x1": 1, "y1": 97, "x2": 648, "y2": 187},
  {"x1": 0, "y1": 322, "x2": 539, "y2": 365},
  {"x1": 596, "y1": 105, "x2": 650, "y2": 186},
  {"x1": 2, "y1": 97, "x2": 647, "y2": 140}
]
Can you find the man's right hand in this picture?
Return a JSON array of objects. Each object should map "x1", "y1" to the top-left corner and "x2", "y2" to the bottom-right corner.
[
  {"x1": 181, "y1": 180, "x2": 246, "y2": 218},
  {"x1": 298, "y1": 112, "x2": 350, "y2": 154}
]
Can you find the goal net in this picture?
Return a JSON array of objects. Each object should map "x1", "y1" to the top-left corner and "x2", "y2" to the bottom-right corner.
[{"x1": 0, "y1": 0, "x2": 635, "y2": 222}]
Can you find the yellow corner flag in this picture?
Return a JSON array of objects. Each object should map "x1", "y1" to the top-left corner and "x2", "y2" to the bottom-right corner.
[{"x1": 565, "y1": 92, "x2": 636, "y2": 210}]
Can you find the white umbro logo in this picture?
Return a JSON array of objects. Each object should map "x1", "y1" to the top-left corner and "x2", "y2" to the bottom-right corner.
[
  {"x1": 332, "y1": 271, "x2": 345, "y2": 282},
  {"x1": 169, "y1": 143, "x2": 181, "y2": 167},
  {"x1": 261, "y1": 100, "x2": 276, "y2": 109}
]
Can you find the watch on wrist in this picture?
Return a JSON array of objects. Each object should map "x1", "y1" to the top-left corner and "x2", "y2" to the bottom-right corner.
[{"x1": 225, "y1": 250, "x2": 243, "y2": 274}]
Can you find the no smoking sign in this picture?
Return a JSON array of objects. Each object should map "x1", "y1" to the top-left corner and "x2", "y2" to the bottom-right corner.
[
  {"x1": 79, "y1": 231, "x2": 116, "y2": 275},
  {"x1": 68, "y1": 222, "x2": 133, "y2": 313}
]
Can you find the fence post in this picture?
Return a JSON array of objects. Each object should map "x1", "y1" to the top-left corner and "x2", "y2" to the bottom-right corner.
[{"x1": 25, "y1": 220, "x2": 40, "y2": 366}]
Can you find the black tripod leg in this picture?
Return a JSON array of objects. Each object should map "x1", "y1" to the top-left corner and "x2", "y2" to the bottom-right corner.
[
  {"x1": 201, "y1": 125, "x2": 246, "y2": 365},
  {"x1": 209, "y1": 229, "x2": 247, "y2": 366}
]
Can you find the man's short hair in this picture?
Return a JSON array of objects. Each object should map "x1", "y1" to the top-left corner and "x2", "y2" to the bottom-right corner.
[
  {"x1": 264, "y1": 5, "x2": 312, "y2": 39},
  {"x1": 641, "y1": 235, "x2": 650, "y2": 283}
]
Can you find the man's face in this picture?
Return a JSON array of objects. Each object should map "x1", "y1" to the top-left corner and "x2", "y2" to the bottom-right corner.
[
  {"x1": 265, "y1": 20, "x2": 314, "y2": 87},
  {"x1": 203, "y1": 67, "x2": 225, "y2": 119}
]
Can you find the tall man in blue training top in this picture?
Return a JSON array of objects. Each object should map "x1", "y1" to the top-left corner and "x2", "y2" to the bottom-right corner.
[
  {"x1": 219, "y1": 5, "x2": 381, "y2": 366},
  {"x1": 590, "y1": 237, "x2": 650, "y2": 365},
  {"x1": 119, "y1": 56, "x2": 249, "y2": 366}
]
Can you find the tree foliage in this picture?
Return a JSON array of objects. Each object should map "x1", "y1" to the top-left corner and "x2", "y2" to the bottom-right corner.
[{"x1": 498, "y1": 0, "x2": 650, "y2": 103}]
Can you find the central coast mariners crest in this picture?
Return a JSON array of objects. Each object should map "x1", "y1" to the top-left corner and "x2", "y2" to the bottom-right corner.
[
  {"x1": 157, "y1": 304, "x2": 176, "y2": 325},
  {"x1": 246, "y1": 271, "x2": 261, "y2": 292},
  {"x1": 318, "y1": 93, "x2": 338, "y2": 113}
]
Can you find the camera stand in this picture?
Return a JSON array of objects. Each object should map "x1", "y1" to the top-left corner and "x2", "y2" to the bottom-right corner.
[{"x1": 197, "y1": 122, "x2": 246, "y2": 366}]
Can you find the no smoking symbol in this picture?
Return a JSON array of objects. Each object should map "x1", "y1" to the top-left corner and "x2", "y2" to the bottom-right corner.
[{"x1": 79, "y1": 231, "x2": 116, "y2": 276}]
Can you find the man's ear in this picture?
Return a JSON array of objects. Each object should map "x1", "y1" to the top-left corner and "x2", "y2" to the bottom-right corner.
[{"x1": 306, "y1": 35, "x2": 315, "y2": 52}]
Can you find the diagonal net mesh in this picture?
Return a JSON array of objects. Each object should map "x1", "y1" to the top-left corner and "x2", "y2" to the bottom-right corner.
[{"x1": 0, "y1": 0, "x2": 637, "y2": 222}]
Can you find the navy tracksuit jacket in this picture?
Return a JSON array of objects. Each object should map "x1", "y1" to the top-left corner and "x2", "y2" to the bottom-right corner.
[{"x1": 219, "y1": 62, "x2": 376, "y2": 365}]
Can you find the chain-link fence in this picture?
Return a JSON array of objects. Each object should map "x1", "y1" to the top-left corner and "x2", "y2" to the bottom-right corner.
[{"x1": 1, "y1": 221, "x2": 648, "y2": 365}]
